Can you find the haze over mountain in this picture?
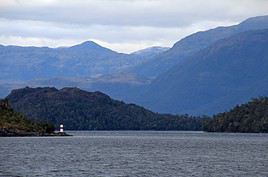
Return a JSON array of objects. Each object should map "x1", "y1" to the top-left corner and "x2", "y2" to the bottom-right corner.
[{"x1": 141, "y1": 29, "x2": 268, "y2": 115}]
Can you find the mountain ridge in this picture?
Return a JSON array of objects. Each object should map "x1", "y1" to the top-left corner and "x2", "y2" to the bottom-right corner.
[
  {"x1": 140, "y1": 29, "x2": 268, "y2": 115},
  {"x1": 127, "y1": 15, "x2": 268, "y2": 78}
]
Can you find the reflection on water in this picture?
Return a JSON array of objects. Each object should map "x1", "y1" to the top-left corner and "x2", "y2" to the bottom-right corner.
[{"x1": 0, "y1": 131, "x2": 267, "y2": 177}]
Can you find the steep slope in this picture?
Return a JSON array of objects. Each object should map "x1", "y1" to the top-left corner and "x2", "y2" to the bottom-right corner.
[
  {"x1": 141, "y1": 29, "x2": 268, "y2": 115},
  {"x1": 6, "y1": 87, "x2": 202, "y2": 130},
  {"x1": 129, "y1": 15, "x2": 268, "y2": 78},
  {"x1": 203, "y1": 97, "x2": 268, "y2": 133}
]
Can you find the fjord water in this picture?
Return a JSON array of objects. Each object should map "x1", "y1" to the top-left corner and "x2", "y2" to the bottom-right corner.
[{"x1": 0, "y1": 132, "x2": 267, "y2": 177}]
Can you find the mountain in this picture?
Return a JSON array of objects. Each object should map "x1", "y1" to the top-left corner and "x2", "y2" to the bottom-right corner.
[
  {"x1": 69, "y1": 41, "x2": 115, "y2": 52},
  {"x1": 1, "y1": 16, "x2": 268, "y2": 117},
  {"x1": 0, "y1": 41, "x2": 171, "y2": 83},
  {"x1": 6, "y1": 87, "x2": 203, "y2": 130},
  {"x1": 203, "y1": 97, "x2": 268, "y2": 133},
  {"x1": 140, "y1": 29, "x2": 268, "y2": 115},
  {"x1": 0, "y1": 99, "x2": 55, "y2": 136},
  {"x1": 0, "y1": 42, "x2": 170, "y2": 98},
  {"x1": 0, "y1": 41, "x2": 128, "y2": 81},
  {"x1": 68, "y1": 16, "x2": 268, "y2": 104},
  {"x1": 128, "y1": 15, "x2": 268, "y2": 78}
]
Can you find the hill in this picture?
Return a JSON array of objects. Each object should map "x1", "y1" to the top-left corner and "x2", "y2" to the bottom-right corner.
[
  {"x1": 0, "y1": 99, "x2": 55, "y2": 136},
  {"x1": 203, "y1": 97, "x2": 268, "y2": 133},
  {"x1": 6, "y1": 87, "x2": 202, "y2": 130},
  {"x1": 140, "y1": 29, "x2": 268, "y2": 115}
]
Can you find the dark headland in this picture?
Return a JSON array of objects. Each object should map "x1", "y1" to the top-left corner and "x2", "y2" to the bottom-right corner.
[{"x1": 0, "y1": 99, "x2": 70, "y2": 137}]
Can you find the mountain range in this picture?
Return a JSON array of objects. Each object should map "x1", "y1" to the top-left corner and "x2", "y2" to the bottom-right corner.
[
  {"x1": 0, "y1": 41, "x2": 169, "y2": 82},
  {"x1": 0, "y1": 42, "x2": 166, "y2": 98},
  {"x1": 1, "y1": 15, "x2": 268, "y2": 116},
  {"x1": 127, "y1": 15, "x2": 268, "y2": 78}
]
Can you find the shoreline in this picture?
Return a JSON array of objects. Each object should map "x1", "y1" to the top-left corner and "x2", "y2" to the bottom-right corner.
[{"x1": 0, "y1": 129, "x2": 71, "y2": 137}]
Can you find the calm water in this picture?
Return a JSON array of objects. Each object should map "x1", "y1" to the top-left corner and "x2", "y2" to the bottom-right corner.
[{"x1": 0, "y1": 131, "x2": 267, "y2": 177}]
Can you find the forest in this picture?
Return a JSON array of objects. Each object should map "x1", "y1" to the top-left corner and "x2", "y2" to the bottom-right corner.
[{"x1": 203, "y1": 97, "x2": 268, "y2": 133}]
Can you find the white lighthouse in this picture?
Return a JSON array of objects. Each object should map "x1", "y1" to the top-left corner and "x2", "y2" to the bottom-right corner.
[{"x1": 60, "y1": 124, "x2": 64, "y2": 133}]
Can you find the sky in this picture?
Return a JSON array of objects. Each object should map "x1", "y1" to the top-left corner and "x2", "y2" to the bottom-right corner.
[{"x1": 0, "y1": 0, "x2": 268, "y2": 53}]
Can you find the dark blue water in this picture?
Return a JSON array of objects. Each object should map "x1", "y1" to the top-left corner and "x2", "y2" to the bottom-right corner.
[{"x1": 0, "y1": 131, "x2": 267, "y2": 177}]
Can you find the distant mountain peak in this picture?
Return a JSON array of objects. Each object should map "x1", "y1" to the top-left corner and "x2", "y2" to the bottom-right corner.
[
  {"x1": 80, "y1": 41, "x2": 99, "y2": 46},
  {"x1": 70, "y1": 40, "x2": 102, "y2": 49},
  {"x1": 68, "y1": 40, "x2": 119, "y2": 55}
]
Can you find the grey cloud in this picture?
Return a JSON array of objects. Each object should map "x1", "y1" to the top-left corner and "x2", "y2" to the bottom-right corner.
[
  {"x1": 1, "y1": 0, "x2": 267, "y2": 28},
  {"x1": 0, "y1": 18, "x2": 234, "y2": 44}
]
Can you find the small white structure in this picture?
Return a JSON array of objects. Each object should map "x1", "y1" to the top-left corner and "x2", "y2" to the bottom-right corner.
[{"x1": 60, "y1": 124, "x2": 64, "y2": 133}]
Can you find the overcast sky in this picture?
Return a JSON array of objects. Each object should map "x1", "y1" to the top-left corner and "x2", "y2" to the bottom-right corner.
[{"x1": 0, "y1": 0, "x2": 267, "y2": 53}]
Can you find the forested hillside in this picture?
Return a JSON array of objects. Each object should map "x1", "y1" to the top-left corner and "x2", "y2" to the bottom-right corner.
[
  {"x1": 203, "y1": 97, "x2": 268, "y2": 133},
  {"x1": 7, "y1": 87, "x2": 203, "y2": 130}
]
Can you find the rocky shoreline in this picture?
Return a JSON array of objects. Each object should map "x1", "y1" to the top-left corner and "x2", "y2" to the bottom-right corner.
[{"x1": 0, "y1": 128, "x2": 71, "y2": 137}]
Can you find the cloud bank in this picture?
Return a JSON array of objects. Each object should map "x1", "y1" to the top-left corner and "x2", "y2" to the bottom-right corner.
[{"x1": 0, "y1": 0, "x2": 267, "y2": 53}]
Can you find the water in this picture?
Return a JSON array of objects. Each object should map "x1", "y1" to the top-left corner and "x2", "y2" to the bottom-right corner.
[{"x1": 0, "y1": 131, "x2": 267, "y2": 177}]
